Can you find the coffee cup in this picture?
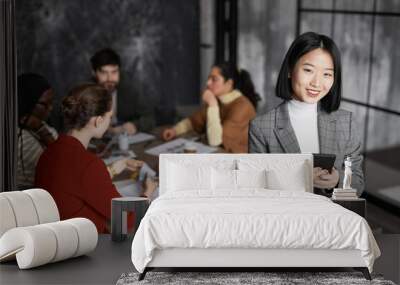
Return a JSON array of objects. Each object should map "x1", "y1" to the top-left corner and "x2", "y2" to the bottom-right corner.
[
  {"x1": 183, "y1": 142, "x2": 197, "y2": 153},
  {"x1": 118, "y1": 133, "x2": 129, "y2": 151}
]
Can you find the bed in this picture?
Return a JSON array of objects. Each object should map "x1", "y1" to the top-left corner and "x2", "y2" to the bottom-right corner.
[{"x1": 131, "y1": 154, "x2": 380, "y2": 280}]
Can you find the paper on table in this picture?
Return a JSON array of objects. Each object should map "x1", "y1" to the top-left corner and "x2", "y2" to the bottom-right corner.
[
  {"x1": 114, "y1": 179, "x2": 142, "y2": 197},
  {"x1": 139, "y1": 163, "x2": 157, "y2": 179},
  {"x1": 113, "y1": 163, "x2": 157, "y2": 197},
  {"x1": 145, "y1": 138, "x2": 218, "y2": 156},
  {"x1": 102, "y1": 150, "x2": 136, "y2": 165},
  {"x1": 127, "y1": 132, "x2": 155, "y2": 144}
]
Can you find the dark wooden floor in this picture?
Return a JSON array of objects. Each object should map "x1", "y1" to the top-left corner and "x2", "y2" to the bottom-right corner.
[
  {"x1": 1, "y1": 235, "x2": 399, "y2": 284},
  {"x1": 366, "y1": 201, "x2": 400, "y2": 234}
]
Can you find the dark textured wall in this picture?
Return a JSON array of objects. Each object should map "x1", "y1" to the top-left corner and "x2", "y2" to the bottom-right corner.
[{"x1": 16, "y1": 0, "x2": 199, "y2": 128}]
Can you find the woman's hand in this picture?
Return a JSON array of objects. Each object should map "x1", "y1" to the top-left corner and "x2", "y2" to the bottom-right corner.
[
  {"x1": 141, "y1": 176, "x2": 158, "y2": 198},
  {"x1": 109, "y1": 159, "x2": 144, "y2": 177},
  {"x1": 162, "y1": 128, "x2": 176, "y2": 141},
  {"x1": 125, "y1": 159, "x2": 143, "y2": 172},
  {"x1": 313, "y1": 167, "x2": 339, "y2": 189},
  {"x1": 202, "y1": 89, "x2": 218, "y2": 107}
]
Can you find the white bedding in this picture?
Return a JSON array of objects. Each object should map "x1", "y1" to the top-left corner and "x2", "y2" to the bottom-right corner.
[{"x1": 131, "y1": 190, "x2": 380, "y2": 273}]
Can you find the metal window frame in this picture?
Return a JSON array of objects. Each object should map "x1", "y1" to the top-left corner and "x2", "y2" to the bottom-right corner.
[
  {"x1": 297, "y1": 0, "x2": 400, "y2": 153},
  {"x1": 215, "y1": 0, "x2": 238, "y2": 65},
  {"x1": 0, "y1": 0, "x2": 18, "y2": 192}
]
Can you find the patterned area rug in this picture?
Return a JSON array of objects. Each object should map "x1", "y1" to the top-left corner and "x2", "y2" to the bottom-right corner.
[{"x1": 116, "y1": 271, "x2": 395, "y2": 285}]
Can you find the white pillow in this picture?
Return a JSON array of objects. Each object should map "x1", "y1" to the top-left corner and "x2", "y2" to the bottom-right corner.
[
  {"x1": 236, "y1": 169, "x2": 267, "y2": 188},
  {"x1": 265, "y1": 163, "x2": 307, "y2": 191},
  {"x1": 167, "y1": 162, "x2": 211, "y2": 191},
  {"x1": 211, "y1": 169, "x2": 268, "y2": 191},
  {"x1": 212, "y1": 168, "x2": 237, "y2": 190},
  {"x1": 238, "y1": 159, "x2": 310, "y2": 192}
]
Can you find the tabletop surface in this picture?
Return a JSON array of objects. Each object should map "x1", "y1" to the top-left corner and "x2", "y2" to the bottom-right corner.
[{"x1": 107, "y1": 129, "x2": 210, "y2": 180}]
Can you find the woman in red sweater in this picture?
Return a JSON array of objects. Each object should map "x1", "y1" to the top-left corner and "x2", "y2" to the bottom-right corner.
[{"x1": 35, "y1": 83, "x2": 143, "y2": 233}]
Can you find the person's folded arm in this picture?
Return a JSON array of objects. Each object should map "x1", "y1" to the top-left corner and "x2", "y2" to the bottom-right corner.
[
  {"x1": 173, "y1": 118, "x2": 193, "y2": 136},
  {"x1": 82, "y1": 158, "x2": 134, "y2": 231},
  {"x1": 82, "y1": 158, "x2": 121, "y2": 220},
  {"x1": 206, "y1": 105, "x2": 223, "y2": 146}
]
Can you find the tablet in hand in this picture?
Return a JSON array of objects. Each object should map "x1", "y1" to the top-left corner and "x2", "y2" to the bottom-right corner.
[{"x1": 313, "y1": 153, "x2": 336, "y2": 173}]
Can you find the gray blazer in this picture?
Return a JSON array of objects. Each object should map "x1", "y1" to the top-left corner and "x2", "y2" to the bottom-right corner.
[{"x1": 249, "y1": 102, "x2": 364, "y2": 194}]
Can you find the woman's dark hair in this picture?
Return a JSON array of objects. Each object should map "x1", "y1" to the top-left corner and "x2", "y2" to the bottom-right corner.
[
  {"x1": 62, "y1": 83, "x2": 112, "y2": 131},
  {"x1": 275, "y1": 32, "x2": 342, "y2": 113},
  {"x1": 214, "y1": 62, "x2": 261, "y2": 109},
  {"x1": 17, "y1": 73, "x2": 51, "y2": 127},
  {"x1": 90, "y1": 48, "x2": 121, "y2": 71},
  {"x1": 17, "y1": 73, "x2": 52, "y2": 177}
]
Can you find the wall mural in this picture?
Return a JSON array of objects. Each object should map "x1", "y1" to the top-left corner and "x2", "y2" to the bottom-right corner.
[{"x1": 16, "y1": 0, "x2": 199, "y2": 129}]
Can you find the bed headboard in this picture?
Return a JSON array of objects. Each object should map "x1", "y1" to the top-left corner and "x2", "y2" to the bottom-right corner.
[{"x1": 159, "y1": 153, "x2": 313, "y2": 195}]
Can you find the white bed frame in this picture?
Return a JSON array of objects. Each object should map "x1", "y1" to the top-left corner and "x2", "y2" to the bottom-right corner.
[
  {"x1": 139, "y1": 154, "x2": 370, "y2": 280},
  {"x1": 148, "y1": 248, "x2": 365, "y2": 268}
]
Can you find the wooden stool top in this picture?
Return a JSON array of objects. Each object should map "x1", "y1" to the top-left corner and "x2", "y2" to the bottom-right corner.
[{"x1": 112, "y1": 197, "x2": 148, "y2": 202}]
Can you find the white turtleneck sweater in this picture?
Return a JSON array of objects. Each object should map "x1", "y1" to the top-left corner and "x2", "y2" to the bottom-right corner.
[{"x1": 287, "y1": 99, "x2": 319, "y2": 153}]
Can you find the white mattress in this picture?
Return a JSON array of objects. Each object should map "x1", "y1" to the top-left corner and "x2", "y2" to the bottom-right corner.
[{"x1": 131, "y1": 190, "x2": 380, "y2": 273}]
